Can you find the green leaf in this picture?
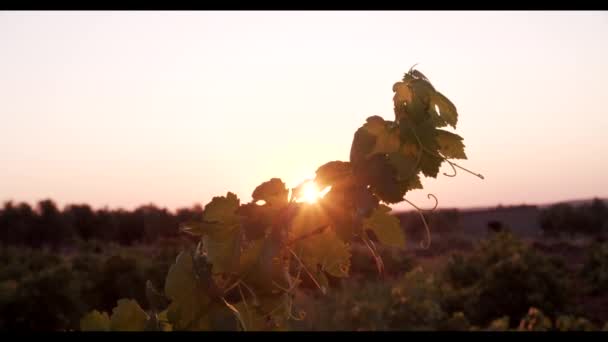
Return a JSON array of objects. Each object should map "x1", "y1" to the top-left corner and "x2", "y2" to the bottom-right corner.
[
  {"x1": 356, "y1": 154, "x2": 406, "y2": 204},
  {"x1": 182, "y1": 192, "x2": 240, "y2": 236},
  {"x1": 291, "y1": 204, "x2": 351, "y2": 278},
  {"x1": 487, "y1": 316, "x2": 510, "y2": 331},
  {"x1": 187, "y1": 193, "x2": 243, "y2": 275},
  {"x1": 363, "y1": 204, "x2": 405, "y2": 248},
  {"x1": 80, "y1": 310, "x2": 110, "y2": 331},
  {"x1": 232, "y1": 297, "x2": 287, "y2": 331},
  {"x1": 419, "y1": 153, "x2": 443, "y2": 178},
  {"x1": 239, "y1": 238, "x2": 289, "y2": 296},
  {"x1": 405, "y1": 173, "x2": 423, "y2": 191},
  {"x1": 203, "y1": 192, "x2": 240, "y2": 224},
  {"x1": 400, "y1": 119, "x2": 443, "y2": 178},
  {"x1": 388, "y1": 152, "x2": 417, "y2": 180},
  {"x1": 436, "y1": 129, "x2": 467, "y2": 159},
  {"x1": 431, "y1": 91, "x2": 458, "y2": 128},
  {"x1": 428, "y1": 103, "x2": 448, "y2": 128},
  {"x1": 110, "y1": 299, "x2": 148, "y2": 331},
  {"x1": 203, "y1": 225, "x2": 241, "y2": 275},
  {"x1": 252, "y1": 178, "x2": 288, "y2": 208},
  {"x1": 388, "y1": 152, "x2": 423, "y2": 194},
  {"x1": 366, "y1": 117, "x2": 401, "y2": 157},
  {"x1": 164, "y1": 252, "x2": 211, "y2": 330}
]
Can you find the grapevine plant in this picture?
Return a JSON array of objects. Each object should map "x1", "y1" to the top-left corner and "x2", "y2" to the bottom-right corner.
[{"x1": 80, "y1": 68, "x2": 482, "y2": 331}]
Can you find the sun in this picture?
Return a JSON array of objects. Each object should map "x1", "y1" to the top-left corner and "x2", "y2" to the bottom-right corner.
[
  {"x1": 300, "y1": 181, "x2": 321, "y2": 203},
  {"x1": 295, "y1": 180, "x2": 331, "y2": 204}
]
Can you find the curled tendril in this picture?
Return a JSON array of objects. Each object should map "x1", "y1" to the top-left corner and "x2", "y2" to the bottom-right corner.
[
  {"x1": 403, "y1": 198, "x2": 433, "y2": 249},
  {"x1": 443, "y1": 160, "x2": 458, "y2": 177},
  {"x1": 449, "y1": 160, "x2": 485, "y2": 180},
  {"x1": 402, "y1": 113, "x2": 484, "y2": 182},
  {"x1": 408, "y1": 63, "x2": 419, "y2": 74},
  {"x1": 404, "y1": 193, "x2": 438, "y2": 212}
]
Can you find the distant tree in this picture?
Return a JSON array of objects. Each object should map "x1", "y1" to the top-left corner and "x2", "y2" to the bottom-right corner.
[
  {"x1": 0, "y1": 201, "x2": 35, "y2": 244},
  {"x1": 33, "y1": 199, "x2": 73, "y2": 248},
  {"x1": 64, "y1": 204, "x2": 96, "y2": 241},
  {"x1": 487, "y1": 220, "x2": 504, "y2": 233},
  {"x1": 540, "y1": 200, "x2": 608, "y2": 237}
]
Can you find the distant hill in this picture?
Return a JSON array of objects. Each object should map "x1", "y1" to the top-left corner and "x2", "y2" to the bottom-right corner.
[{"x1": 393, "y1": 197, "x2": 607, "y2": 244}]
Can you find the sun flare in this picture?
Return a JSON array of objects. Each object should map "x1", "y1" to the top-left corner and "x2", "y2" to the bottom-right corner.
[
  {"x1": 296, "y1": 180, "x2": 330, "y2": 204},
  {"x1": 301, "y1": 181, "x2": 320, "y2": 203}
]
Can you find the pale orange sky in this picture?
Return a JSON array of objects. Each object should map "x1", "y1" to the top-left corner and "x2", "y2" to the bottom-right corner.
[{"x1": 1, "y1": 11, "x2": 607, "y2": 211}]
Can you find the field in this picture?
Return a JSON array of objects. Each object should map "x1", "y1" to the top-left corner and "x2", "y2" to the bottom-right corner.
[{"x1": 1, "y1": 199, "x2": 607, "y2": 331}]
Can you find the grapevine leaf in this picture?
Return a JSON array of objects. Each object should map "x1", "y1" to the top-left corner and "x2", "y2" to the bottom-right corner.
[
  {"x1": 388, "y1": 152, "x2": 417, "y2": 181},
  {"x1": 190, "y1": 193, "x2": 243, "y2": 274},
  {"x1": 318, "y1": 187, "x2": 358, "y2": 241},
  {"x1": 406, "y1": 173, "x2": 423, "y2": 191},
  {"x1": 157, "y1": 310, "x2": 173, "y2": 331},
  {"x1": 80, "y1": 310, "x2": 110, "y2": 331},
  {"x1": 419, "y1": 154, "x2": 443, "y2": 178},
  {"x1": 400, "y1": 142, "x2": 419, "y2": 157},
  {"x1": 237, "y1": 203, "x2": 275, "y2": 240},
  {"x1": 401, "y1": 119, "x2": 442, "y2": 178},
  {"x1": 356, "y1": 154, "x2": 406, "y2": 204},
  {"x1": 239, "y1": 238, "x2": 288, "y2": 296},
  {"x1": 144, "y1": 311, "x2": 173, "y2": 331},
  {"x1": 353, "y1": 185, "x2": 380, "y2": 218},
  {"x1": 291, "y1": 204, "x2": 351, "y2": 278},
  {"x1": 203, "y1": 225, "x2": 241, "y2": 275},
  {"x1": 255, "y1": 294, "x2": 290, "y2": 330},
  {"x1": 411, "y1": 69, "x2": 431, "y2": 83},
  {"x1": 314, "y1": 161, "x2": 352, "y2": 189},
  {"x1": 233, "y1": 295, "x2": 285, "y2": 331},
  {"x1": 428, "y1": 103, "x2": 448, "y2": 128},
  {"x1": 363, "y1": 204, "x2": 405, "y2": 249},
  {"x1": 409, "y1": 78, "x2": 435, "y2": 103},
  {"x1": 146, "y1": 280, "x2": 169, "y2": 312},
  {"x1": 202, "y1": 192, "x2": 240, "y2": 224},
  {"x1": 364, "y1": 117, "x2": 400, "y2": 157},
  {"x1": 405, "y1": 96, "x2": 430, "y2": 124},
  {"x1": 110, "y1": 299, "x2": 148, "y2": 331},
  {"x1": 164, "y1": 252, "x2": 211, "y2": 330},
  {"x1": 388, "y1": 152, "x2": 422, "y2": 193},
  {"x1": 393, "y1": 82, "x2": 413, "y2": 107},
  {"x1": 238, "y1": 239, "x2": 265, "y2": 275},
  {"x1": 436, "y1": 129, "x2": 467, "y2": 159},
  {"x1": 182, "y1": 192, "x2": 240, "y2": 236},
  {"x1": 431, "y1": 91, "x2": 458, "y2": 128},
  {"x1": 350, "y1": 127, "x2": 376, "y2": 165},
  {"x1": 252, "y1": 178, "x2": 288, "y2": 208}
]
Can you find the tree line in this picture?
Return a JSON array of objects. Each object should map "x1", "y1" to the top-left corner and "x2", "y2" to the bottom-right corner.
[{"x1": 0, "y1": 199, "x2": 203, "y2": 247}]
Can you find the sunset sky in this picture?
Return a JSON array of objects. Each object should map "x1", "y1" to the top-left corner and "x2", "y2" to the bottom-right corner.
[{"x1": 1, "y1": 11, "x2": 607, "y2": 212}]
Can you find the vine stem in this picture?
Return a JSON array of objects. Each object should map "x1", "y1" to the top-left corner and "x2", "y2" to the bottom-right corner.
[
  {"x1": 287, "y1": 247, "x2": 325, "y2": 295},
  {"x1": 286, "y1": 224, "x2": 329, "y2": 246},
  {"x1": 362, "y1": 233, "x2": 384, "y2": 277}
]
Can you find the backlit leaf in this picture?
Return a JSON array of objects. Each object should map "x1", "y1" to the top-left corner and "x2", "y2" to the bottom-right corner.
[
  {"x1": 110, "y1": 299, "x2": 148, "y2": 331},
  {"x1": 80, "y1": 310, "x2": 110, "y2": 331},
  {"x1": 363, "y1": 204, "x2": 405, "y2": 249},
  {"x1": 436, "y1": 129, "x2": 467, "y2": 159}
]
